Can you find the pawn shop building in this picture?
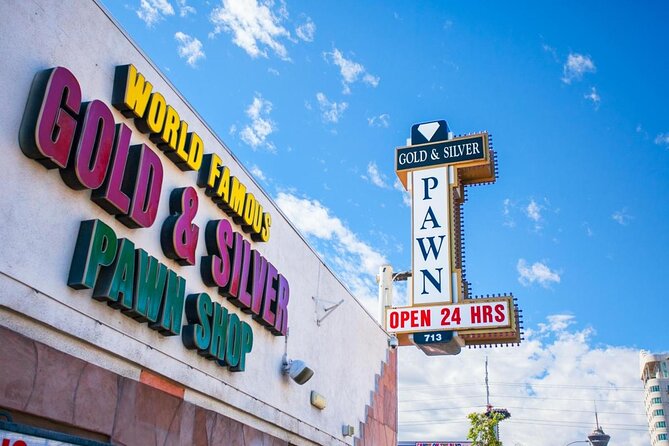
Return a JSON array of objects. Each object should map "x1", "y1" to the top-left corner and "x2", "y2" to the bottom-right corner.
[{"x1": 0, "y1": 1, "x2": 397, "y2": 445}]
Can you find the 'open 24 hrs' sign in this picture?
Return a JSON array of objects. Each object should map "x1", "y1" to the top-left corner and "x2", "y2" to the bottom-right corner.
[{"x1": 386, "y1": 300, "x2": 510, "y2": 334}]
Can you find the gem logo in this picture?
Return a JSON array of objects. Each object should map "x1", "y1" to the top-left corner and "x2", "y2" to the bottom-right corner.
[
  {"x1": 416, "y1": 121, "x2": 441, "y2": 142},
  {"x1": 411, "y1": 119, "x2": 450, "y2": 145}
]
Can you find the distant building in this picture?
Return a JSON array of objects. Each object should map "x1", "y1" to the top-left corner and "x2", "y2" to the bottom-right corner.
[
  {"x1": 640, "y1": 351, "x2": 669, "y2": 446},
  {"x1": 587, "y1": 425, "x2": 611, "y2": 446}
]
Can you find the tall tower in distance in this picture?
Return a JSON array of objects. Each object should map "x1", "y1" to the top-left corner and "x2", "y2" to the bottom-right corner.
[
  {"x1": 484, "y1": 357, "x2": 510, "y2": 440},
  {"x1": 640, "y1": 351, "x2": 669, "y2": 445},
  {"x1": 587, "y1": 410, "x2": 610, "y2": 446}
]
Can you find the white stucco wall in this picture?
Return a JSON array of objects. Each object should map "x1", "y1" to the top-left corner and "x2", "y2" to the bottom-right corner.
[{"x1": 0, "y1": 1, "x2": 392, "y2": 445}]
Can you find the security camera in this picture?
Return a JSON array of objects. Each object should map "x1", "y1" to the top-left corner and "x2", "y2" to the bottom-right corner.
[
  {"x1": 388, "y1": 335, "x2": 399, "y2": 349},
  {"x1": 282, "y1": 358, "x2": 314, "y2": 385}
]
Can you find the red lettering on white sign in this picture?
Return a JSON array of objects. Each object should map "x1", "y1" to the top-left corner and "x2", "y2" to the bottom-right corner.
[{"x1": 386, "y1": 300, "x2": 511, "y2": 334}]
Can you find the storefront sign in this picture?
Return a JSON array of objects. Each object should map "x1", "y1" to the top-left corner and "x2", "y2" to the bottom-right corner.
[
  {"x1": 415, "y1": 443, "x2": 472, "y2": 446},
  {"x1": 416, "y1": 443, "x2": 472, "y2": 446},
  {"x1": 0, "y1": 427, "x2": 109, "y2": 446},
  {"x1": 2, "y1": 431, "x2": 78, "y2": 446},
  {"x1": 398, "y1": 442, "x2": 472, "y2": 446},
  {"x1": 396, "y1": 133, "x2": 487, "y2": 171},
  {"x1": 18, "y1": 65, "x2": 291, "y2": 372}
]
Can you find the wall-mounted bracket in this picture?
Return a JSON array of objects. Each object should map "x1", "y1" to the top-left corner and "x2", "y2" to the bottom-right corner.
[{"x1": 313, "y1": 296, "x2": 344, "y2": 326}]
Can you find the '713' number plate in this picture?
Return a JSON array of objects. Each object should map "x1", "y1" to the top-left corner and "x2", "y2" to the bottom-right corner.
[{"x1": 412, "y1": 330, "x2": 454, "y2": 345}]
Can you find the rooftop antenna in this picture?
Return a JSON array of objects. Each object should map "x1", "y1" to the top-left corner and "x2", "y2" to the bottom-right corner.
[{"x1": 484, "y1": 356, "x2": 511, "y2": 441}]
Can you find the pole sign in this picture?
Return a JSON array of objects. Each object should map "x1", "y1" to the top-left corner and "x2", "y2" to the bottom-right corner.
[{"x1": 387, "y1": 120, "x2": 522, "y2": 348}]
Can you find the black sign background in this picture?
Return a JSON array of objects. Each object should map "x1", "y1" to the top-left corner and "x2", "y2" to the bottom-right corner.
[
  {"x1": 396, "y1": 134, "x2": 486, "y2": 171},
  {"x1": 412, "y1": 330, "x2": 454, "y2": 345}
]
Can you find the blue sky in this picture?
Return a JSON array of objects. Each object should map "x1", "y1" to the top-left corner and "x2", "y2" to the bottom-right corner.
[{"x1": 101, "y1": 1, "x2": 668, "y2": 444}]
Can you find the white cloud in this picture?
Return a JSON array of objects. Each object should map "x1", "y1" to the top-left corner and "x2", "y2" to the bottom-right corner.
[
  {"x1": 538, "y1": 314, "x2": 575, "y2": 333},
  {"x1": 584, "y1": 86, "x2": 601, "y2": 109},
  {"x1": 174, "y1": 32, "x2": 205, "y2": 67},
  {"x1": 635, "y1": 124, "x2": 649, "y2": 140},
  {"x1": 507, "y1": 198, "x2": 551, "y2": 231},
  {"x1": 399, "y1": 315, "x2": 648, "y2": 446},
  {"x1": 525, "y1": 199, "x2": 541, "y2": 222},
  {"x1": 363, "y1": 162, "x2": 388, "y2": 188},
  {"x1": 275, "y1": 192, "x2": 387, "y2": 312},
  {"x1": 612, "y1": 208, "x2": 632, "y2": 226},
  {"x1": 295, "y1": 17, "x2": 316, "y2": 42},
  {"x1": 517, "y1": 259, "x2": 561, "y2": 287},
  {"x1": 583, "y1": 222, "x2": 594, "y2": 237},
  {"x1": 250, "y1": 165, "x2": 266, "y2": 181},
  {"x1": 562, "y1": 53, "x2": 596, "y2": 84},
  {"x1": 654, "y1": 133, "x2": 669, "y2": 147},
  {"x1": 542, "y1": 43, "x2": 559, "y2": 62},
  {"x1": 210, "y1": 0, "x2": 291, "y2": 60},
  {"x1": 177, "y1": 0, "x2": 196, "y2": 16},
  {"x1": 325, "y1": 49, "x2": 362, "y2": 84},
  {"x1": 137, "y1": 0, "x2": 175, "y2": 26},
  {"x1": 362, "y1": 73, "x2": 380, "y2": 87},
  {"x1": 394, "y1": 179, "x2": 411, "y2": 207},
  {"x1": 503, "y1": 199, "x2": 512, "y2": 216},
  {"x1": 502, "y1": 198, "x2": 516, "y2": 228},
  {"x1": 502, "y1": 197, "x2": 560, "y2": 233},
  {"x1": 240, "y1": 93, "x2": 276, "y2": 151},
  {"x1": 525, "y1": 199, "x2": 545, "y2": 232},
  {"x1": 316, "y1": 92, "x2": 348, "y2": 124},
  {"x1": 368, "y1": 113, "x2": 390, "y2": 128},
  {"x1": 324, "y1": 48, "x2": 380, "y2": 94}
]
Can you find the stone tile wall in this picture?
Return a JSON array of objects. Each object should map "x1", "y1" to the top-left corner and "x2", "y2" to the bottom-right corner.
[{"x1": 355, "y1": 350, "x2": 398, "y2": 446}]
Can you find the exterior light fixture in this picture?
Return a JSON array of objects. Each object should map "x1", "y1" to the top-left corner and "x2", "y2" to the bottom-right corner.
[
  {"x1": 342, "y1": 424, "x2": 355, "y2": 437},
  {"x1": 282, "y1": 357, "x2": 314, "y2": 385},
  {"x1": 310, "y1": 391, "x2": 326, "y2": 410}
]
